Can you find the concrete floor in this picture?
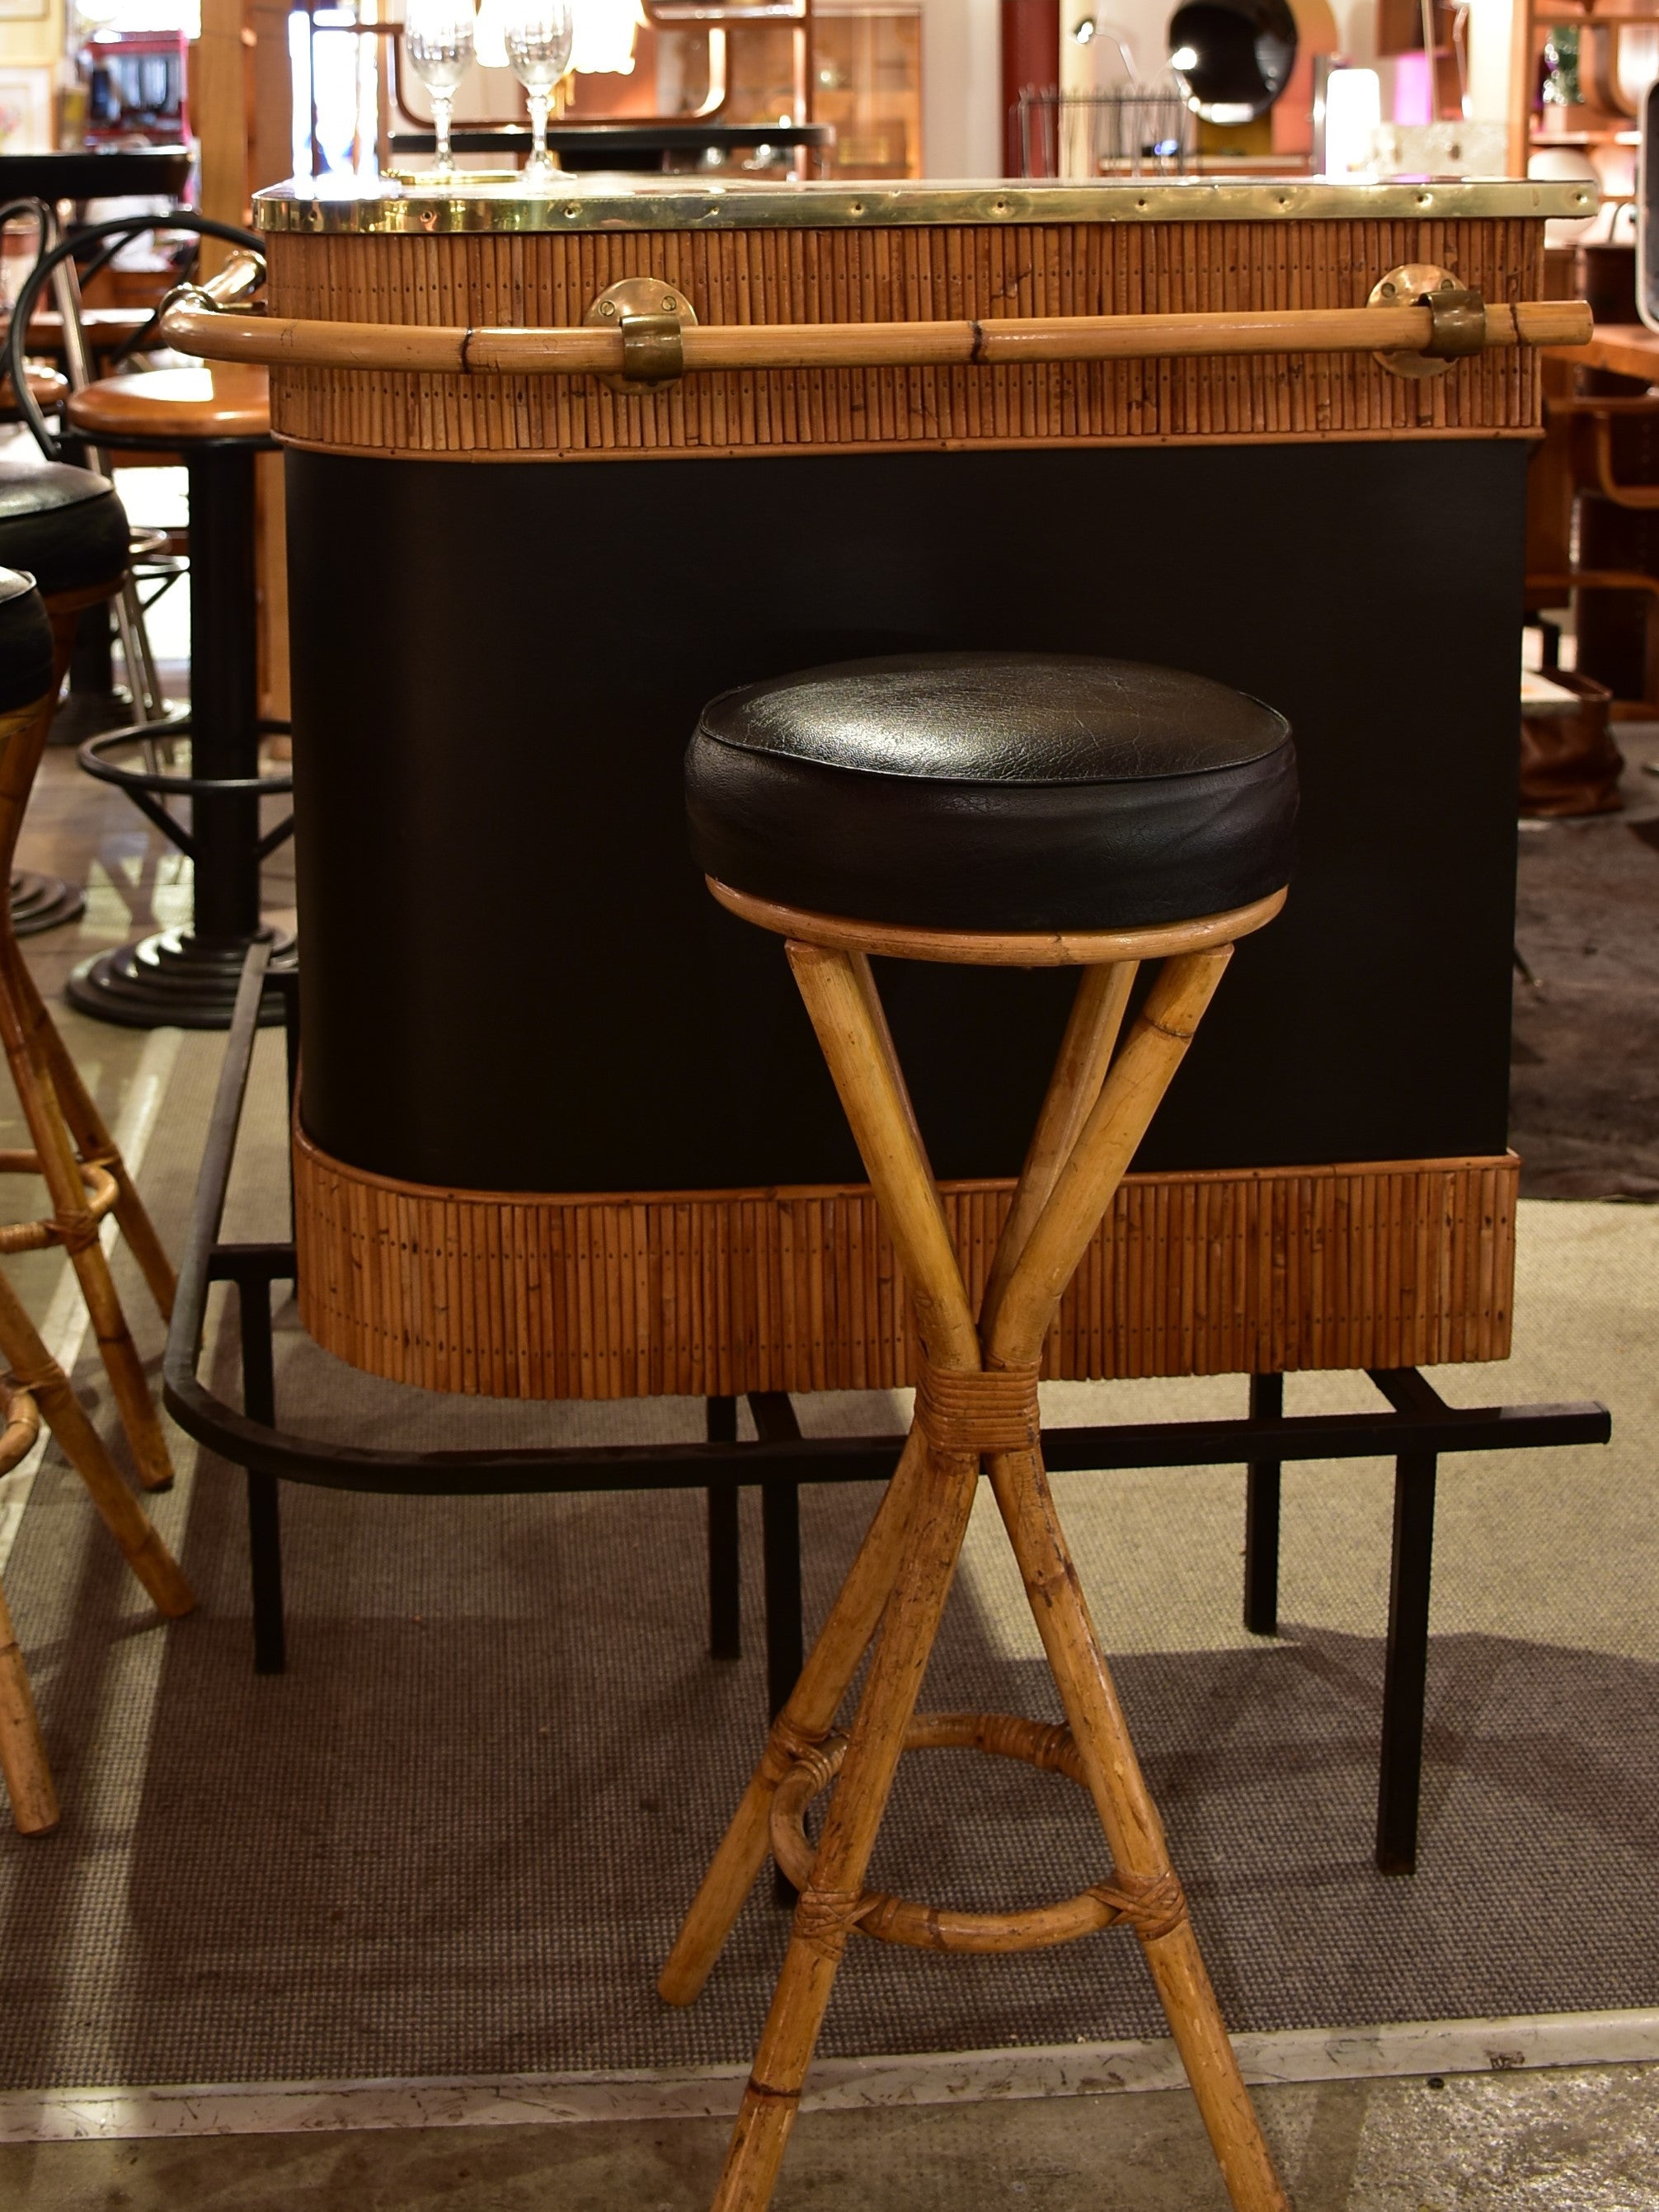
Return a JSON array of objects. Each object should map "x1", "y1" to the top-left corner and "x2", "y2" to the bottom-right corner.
[{"x1": 3, "y1": 2064, "x2": 1657, "y2": 2209}]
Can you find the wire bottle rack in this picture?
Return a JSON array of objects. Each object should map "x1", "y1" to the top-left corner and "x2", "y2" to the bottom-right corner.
[{"x1": 1016, "y1": 87, "x2": 1195, "y2": 180}]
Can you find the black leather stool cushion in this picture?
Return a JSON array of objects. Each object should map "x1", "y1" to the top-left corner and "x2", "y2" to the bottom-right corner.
[
  {"x1": 0, "y1": 567, "x2": 55, "y2": 713},
  {"x1": 685, "y1": 652, "x2": 1297, "y2": 932},
  {"x1": 0, "y1": 461, "x2": 128, "y2": 598}
]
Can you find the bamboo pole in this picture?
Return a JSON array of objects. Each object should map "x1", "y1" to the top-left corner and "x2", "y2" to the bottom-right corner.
[
  {"x1": 658, "y1": 1423, "x2": 927, "y2": 2006},
  {"x1": 0, "y1": 1266, "x2": 193, "y2": 1620},
  {"x1": 0, "y1": 686, "x2": 173, "y2": 1490},
  {"x1": 986, "y1": 1438, "x2": 1289, "y2": 2210},
  {"x1": 0, "y1": 1574, "x2": 56, "y2": 1835},
  {"x1": 980, "y1": 960, "x2": 1136, "y2": 1325},
  {"x1": 158, "y1": 294, "x2": 1594, "y2": 378},
  {"x1": 985, "y1": 950, "x2": 1234, "y2": 1366},
  {"x1": 707, "y1": 945, "x2": 993, "y2": 2210},
  {"x1": 785, "y1": 941, "x2": 979, "y2": 1371}
]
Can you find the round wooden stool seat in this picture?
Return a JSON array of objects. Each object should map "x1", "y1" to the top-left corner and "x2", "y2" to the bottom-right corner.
[
  {"x1": 686, "y1": 651, "x2": 1298, "y2": 931},
  {"x1": 66, "y1": 363, "x2": 270, "y2": 446},
  {"x1": 0, "y1": 463, "x2": 129, "y2": 600},
  {"x1": 0, "y1": 365, "x2": 67, "y2": 424}
]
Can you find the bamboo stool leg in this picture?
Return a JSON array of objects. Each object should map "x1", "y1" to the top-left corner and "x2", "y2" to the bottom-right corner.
[
  {"x1": 986, "y1": 1443, "x2": 1286, "y2": 2209},
  {"x1": 0, "y1": 672, "x2": 174, "y2": 1484},
  {"x1": 0, "y1": 1266, "x2": 193, "y2": 1618},
  {"x1": 975, "y1": 948, "x2": 1285, "y2": 2210},
  {"x1": 659, "y1": 1422, "x2": 928, "y2": 2006},
  {"x1": 708, "y1": 940, "x2": 987, "y2": 2210},
  {"x1": 676, "y1": 933, "x2": 1290, "y2": 2212},
  {"x1": 0, "y1": 1028, "x2": 173, "y2": 1492},
  {"x1": 713, "y1": 1435, "x2": 980, "y2": 2211},
  {"x1": 0, "y1": 935, "x2": 175, "y2": 1319},
  {"x1": 0, "y1": 1574, "x2": 58, "y2": 1835}
]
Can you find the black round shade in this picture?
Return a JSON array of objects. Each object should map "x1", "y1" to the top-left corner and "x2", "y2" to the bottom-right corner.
[{"x1": 1168, "y1": 0, "x2": 1299, "y2": 120}]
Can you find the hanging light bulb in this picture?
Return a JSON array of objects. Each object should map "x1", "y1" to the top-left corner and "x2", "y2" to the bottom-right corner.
[
  {"x1": 569, "y1": 0, "x2": 645, "y2": 74},
  {"x1": 475, "y1": 0, "x2": 510, "y2": 68}
]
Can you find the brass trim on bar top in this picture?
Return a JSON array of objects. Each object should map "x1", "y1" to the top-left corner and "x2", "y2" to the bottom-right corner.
[{"x1": 252, "y1": 172, "x2": 1596, "y2": 237}]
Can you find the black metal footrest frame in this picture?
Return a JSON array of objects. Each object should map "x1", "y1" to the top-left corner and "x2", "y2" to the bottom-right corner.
[
  {"x1": 162, "y1": 946, "x2": 1613, "y2": 1878},
  {"x1": 78, "y1": 717, "x2": 294, "y2": 863}
]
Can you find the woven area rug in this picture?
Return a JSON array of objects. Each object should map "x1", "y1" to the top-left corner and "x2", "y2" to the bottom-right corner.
[{"x1": 0, "y1": 1032, "x2": 1653, "y2": 2092}]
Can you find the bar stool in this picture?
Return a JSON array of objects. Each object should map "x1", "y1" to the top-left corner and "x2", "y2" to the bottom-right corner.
[
  {"x1": 665, "y1": 652, "x2": 1298, "y2": 2212},
  {"x1": 0, "y1": 457, "x2": 128, "y2": 934},
  {"x1": 0, "y1": 480, "x2": 177, "y2": 1490},
  {"x1": 60, "y1": 363, "x2": 294, "y2": 1027},
  {"x1": 0, "y1": 565, "x2": 193, "y2": 1835}
]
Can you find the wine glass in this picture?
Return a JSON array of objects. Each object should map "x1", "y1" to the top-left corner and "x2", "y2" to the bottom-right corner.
[
  {"x1": 505, "y1": 0, "x2": 574, "y2": 177},
  {"x1": 406, "y1": 0, "x2": 477, "y2": 178}
]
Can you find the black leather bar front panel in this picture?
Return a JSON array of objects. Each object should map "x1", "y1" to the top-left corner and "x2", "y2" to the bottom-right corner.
[{"x1": 286, "y1": 440, "x2": 1524, "y2": 1193}]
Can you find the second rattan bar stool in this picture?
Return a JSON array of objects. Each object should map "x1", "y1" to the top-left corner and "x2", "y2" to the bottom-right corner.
[
  {"x1": 665, "y1": 652, "x2": 1299, "y2": 2212},
  {"x1": 0, "y1": 566, "x2": 192, "y2": 1834}
]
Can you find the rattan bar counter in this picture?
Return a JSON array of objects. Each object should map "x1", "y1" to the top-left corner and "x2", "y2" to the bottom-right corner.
[{"x1": 168, "y1": 172, "x2": 1591, "y2": 1404}]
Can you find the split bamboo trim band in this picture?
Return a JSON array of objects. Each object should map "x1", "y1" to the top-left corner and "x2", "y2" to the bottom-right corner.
[
  {"x1": 767, "y1": 1712, "x2": 1190, "y2": 1955},
  {"x1": 914, "y1": 1361, "x2": 1041, "y2": 1454}
]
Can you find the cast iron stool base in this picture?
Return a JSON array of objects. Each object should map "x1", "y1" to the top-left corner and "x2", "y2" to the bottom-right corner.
[
  {"x1": 59, "y1": 433, "x2": 292, "y2": 1033},
  {"x1": 68, "y1": 922, "x2": 294, "y2": 1029},
  {"x1": 10, "y1": 869, "x2": 84, "y2": 935}
]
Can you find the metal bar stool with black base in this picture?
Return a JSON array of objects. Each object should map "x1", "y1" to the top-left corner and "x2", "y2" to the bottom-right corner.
[
  {"x1": 0, "y1": 566, "x2": 192, "y2": 1834},
  {"x1": 0, "y1": 468, "x2": 178, "y2": 1491},
  {"x1": 664, "y1": 653, "x2": 1299, "y2": 2212},
  {"x1": 5, "y1": 216, "x2": 295, "y2": 1030}
]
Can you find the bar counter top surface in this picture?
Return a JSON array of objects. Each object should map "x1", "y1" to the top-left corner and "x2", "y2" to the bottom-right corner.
[{"x1": 253, "y1": 172, "x2": 1594, "y2": 235}]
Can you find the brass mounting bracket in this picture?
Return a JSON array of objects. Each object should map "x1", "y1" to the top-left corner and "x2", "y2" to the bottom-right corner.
[
  {"x1": 585, "y1": 277, "x2": 698, "y2": 393},
  {"x1": 1370, "y1": 263, "x2": 1487, "y2": 379}
]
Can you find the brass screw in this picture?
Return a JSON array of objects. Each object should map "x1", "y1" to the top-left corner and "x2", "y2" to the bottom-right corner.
[
  {"x1": 600, "y1": 300, "x2": 616, "y2": 316},
  {"x1": 663, "y1": 295, "x2": 677, "y2": 311},
  {"x1": 1382, "y1": 281, "x2": 1397, "y2": 296}
]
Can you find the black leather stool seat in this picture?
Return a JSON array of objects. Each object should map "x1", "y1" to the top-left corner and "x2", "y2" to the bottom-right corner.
[
  {"x1": 0, "y1": 567, "x2": 54, "y2": 713},
  {"x1": 685, "y1": 652, "x2": 1297, "y2": 933},
  {"x1": 0, "y1": 462, "x2": 128, "y2": 599}
]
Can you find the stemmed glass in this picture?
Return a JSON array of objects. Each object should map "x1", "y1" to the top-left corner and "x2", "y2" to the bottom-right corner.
[
  {"x1": 406, "y1": 0, "x2": 477, "y2": 179},
  {"x1": 505, "y1": 0, "x2": 575, "y2": 178}
]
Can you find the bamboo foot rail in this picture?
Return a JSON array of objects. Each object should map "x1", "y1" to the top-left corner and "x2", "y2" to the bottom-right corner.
[
  {"x1": 662, "y1": 882, "x2": 1290, "y2": 2212},
  {"x1": 157, "y1": 248, "x2": 1590, "y2": 384}
]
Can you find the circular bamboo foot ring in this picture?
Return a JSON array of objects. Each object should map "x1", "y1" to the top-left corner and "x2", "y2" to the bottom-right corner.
[
  {"x1": 768, "y1": 1711, "x2": 1185, "y2": 1954},
  {"x1": 0, "y1": 1152, "x2": 117, "y2": 1256}
]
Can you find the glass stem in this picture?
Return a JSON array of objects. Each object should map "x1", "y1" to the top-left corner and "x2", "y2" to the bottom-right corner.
[
  {"x1": 433, "y1": 90, "x2": 454, "y2": 176},
  {"x1": 530, "y1": 90, "x2": 550, "y2": 168}
]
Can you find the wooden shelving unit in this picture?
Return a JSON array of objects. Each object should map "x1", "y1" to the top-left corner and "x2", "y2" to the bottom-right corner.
[{"x1": 1506, "y1": 0, "x2": 1659, "y2": 188}]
